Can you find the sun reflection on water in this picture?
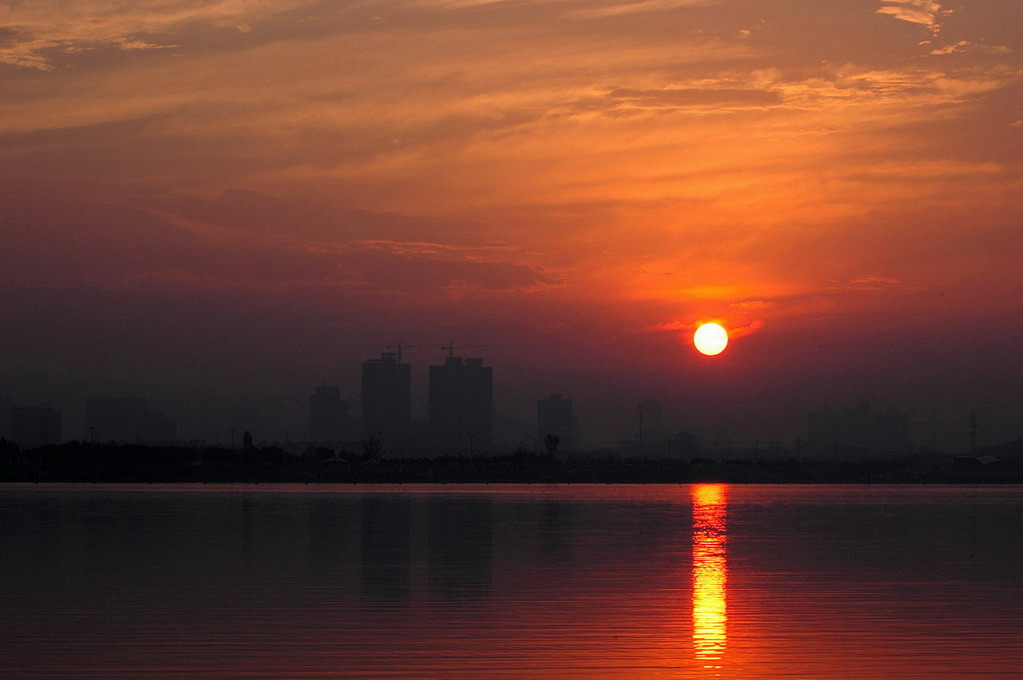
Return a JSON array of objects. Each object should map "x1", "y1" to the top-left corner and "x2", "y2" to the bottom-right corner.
[{"x1": 692, "y1": 484, "x2": 728, "y2": 669}]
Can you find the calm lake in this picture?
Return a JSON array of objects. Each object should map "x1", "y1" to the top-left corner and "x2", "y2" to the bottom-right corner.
[{"x1": 2, "y1": 484, "x2": 1021, "y2": 679}]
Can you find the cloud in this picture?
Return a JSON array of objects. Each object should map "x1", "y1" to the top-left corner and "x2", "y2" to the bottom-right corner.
[
  {"x1": 929, "y1": 41, "x2": 1012, "y2": 57},
  {"x1": 840, "y1": 159, "x2": 1004, "y2": 183},
  {"x1": 875, "y1": 1, "x2": 950, "y2": 37},
  {"x1": 163, "y1": 190, "x2": 495, "y2": 246},
  {"x1": 117, "y1": 39, "x2": 182, "y2": 51},
  {"x1": 1, "y1": 0, "x2": 1019, "y2": 285},
  {"x1": 644, "y1": 318, "x2": 763, "y2": 339},
  {"x1": 0, "y1": 179, "x2": 203, "y2": 284},
  {"x1": 408, "y1": 0, "x2": 716, "y2": 14},
  {"x1": 761, "y1": 61, "x2": 1014, "y2": 112},
  {"x1": 0, "y1": 179, "x2": 550, "y2": 298},
  {"x1": 730, "y1": 300, "x2": 776, "y2": 312},
  {"x1": 727, "y1": 319, "x2": 764, "y2": 339},
  {"x1": 340, "y1": 247, "x2": 551, "y2": 292},
  {"x1": 0, "y1": 0, "x2": 316, "y2": 69},
  {"x1": 843, "y1": 275, "x2": 907, "y2": 290},
  {"x1": 571, "y1": 0, "x2": 717, "y2": 19},
  {"x1": 606, "y1": 87, "x2": 782, "y2": 109}
]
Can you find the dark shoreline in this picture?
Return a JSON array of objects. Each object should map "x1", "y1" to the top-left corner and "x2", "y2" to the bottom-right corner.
[{"x1": 3, "y1": 441, "x2": 1020, "y2": 485}]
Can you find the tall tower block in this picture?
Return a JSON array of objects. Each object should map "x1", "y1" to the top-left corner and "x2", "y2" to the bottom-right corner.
[
  {"x1": 429, "y1": 356, "x2": 493, "y2": 454},
  {"x1": 361, "y1": 352, "x2": 412, "y2": 452}
]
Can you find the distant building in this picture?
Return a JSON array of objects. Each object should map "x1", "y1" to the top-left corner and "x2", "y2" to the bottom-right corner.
[
  {"x1": 86, "y1": 397, "x2": 177, "y2": 444},
  {"x1": 0, "y1": 394, "x2": 11, "y2": 440},
  {"x1": 361, "y1": 352, "x2": 412, "y2": 451},
  {"x1": 429, "y1": 356, "x2": 493, "y2": 454},
  {"x1": 309, "y1": 385, "x2": 348, "y2": 444},
  {"x1": 537, "y1": 394, "x2": 579, "y2": 452},
  {"x1": 638, "y1": 399, "x2": 667, "y2": 443},
  {"x1": 11, "y1": 405, "x2": 61, "y2": 449},
  {"x1": 807, "y1": 402, "x2": 910, "y2": 455}
]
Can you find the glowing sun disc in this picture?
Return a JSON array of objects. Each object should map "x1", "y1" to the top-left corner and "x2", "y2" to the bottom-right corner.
[{"x1": 694, "y1": 323, "x2": 728, "y2": 356}]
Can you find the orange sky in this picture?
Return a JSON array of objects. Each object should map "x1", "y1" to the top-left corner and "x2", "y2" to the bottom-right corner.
[{"x1": 1, "y1": 0, "x2": 1021, "y2": 445}]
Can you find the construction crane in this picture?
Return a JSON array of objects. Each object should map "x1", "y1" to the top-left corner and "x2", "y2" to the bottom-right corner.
[
  {"x1": 441, "y1": 341, "x2": 488, "y2": 358},
  {"x1": 383, "y1": 343, "x2": 432, "y2": 363}
]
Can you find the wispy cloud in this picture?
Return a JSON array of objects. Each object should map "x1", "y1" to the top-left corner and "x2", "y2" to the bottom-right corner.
[
  {"x1": 408, "y1": 0, "x2": 716, "y2": 13},
  {"x1": 606, "y1": 87, "x2": 782, "y2": 110},
  {"x1": 117, "y1": 38, "x2": 183, "y2": 51},
  {"x1": 0, "y1": 0, "x2": 313, "y2": 69},
  {"x1": 730, "y1": 300, "x2": 776, "y2": 312},
  {"x1": 845, "y1": 275, "x2": 906, "y2": 289},
  {"x1": 929, "y1": 40, "x2": 1012, "y2": 56},
  {"x1": 571, "y1": 0, "x2": 717, "y2": 19},
  {"x1": 875, "y1": 1, "x2": 950, "y2": 38}
]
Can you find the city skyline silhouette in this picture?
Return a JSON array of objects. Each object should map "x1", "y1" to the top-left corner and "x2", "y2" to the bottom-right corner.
[{"x1": 1, "y1": 341, "x2": 1016, "y2": 457}]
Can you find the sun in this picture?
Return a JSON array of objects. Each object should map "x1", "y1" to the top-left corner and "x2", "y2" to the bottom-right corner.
[{"x1": 693, "y1": 323, "x2": 728, "y2": 356}]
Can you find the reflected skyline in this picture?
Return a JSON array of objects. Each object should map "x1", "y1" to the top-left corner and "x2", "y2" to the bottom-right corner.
[
  {"x1": 3, "y1": 485, "x2": 1023, "y2": 679},
  {"x1": 692, "y1": 484, "x2": 728, "y2": 669}
]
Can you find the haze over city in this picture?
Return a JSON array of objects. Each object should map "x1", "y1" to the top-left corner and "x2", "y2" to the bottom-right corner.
[{"x1": 2, "y1": 0, "x2": 1021, "y2": 450}]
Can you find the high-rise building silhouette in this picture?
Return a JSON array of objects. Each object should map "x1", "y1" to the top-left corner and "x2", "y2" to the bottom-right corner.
[
  {"x1": 11, "y1": 405, "x2": 61, "y2": 449},
  {"x1": 429, "y1": 355, "x2": 493, "y2": 453},
  {"x1": 537, "y1": 394, "x2": 579, "y2": 452},
  {"x1": 86, "y1": 397, "x2": 176, "y2": 444},
  {"x1": 361, "y1": 352, "x2": 412, "y2": 451},
  {"x1": 309, "y1": 385, "x2": 348, "y2": 444}
]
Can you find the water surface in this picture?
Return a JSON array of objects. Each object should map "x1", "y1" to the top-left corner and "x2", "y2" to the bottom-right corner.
[{"x1": 2, "y1": 484, "x2": 1021, "y2": 678}]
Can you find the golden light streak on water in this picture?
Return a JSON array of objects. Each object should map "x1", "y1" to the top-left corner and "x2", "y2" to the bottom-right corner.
[{"x1": 692, "y1": 484, "x2": 728, "y2": 669}]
